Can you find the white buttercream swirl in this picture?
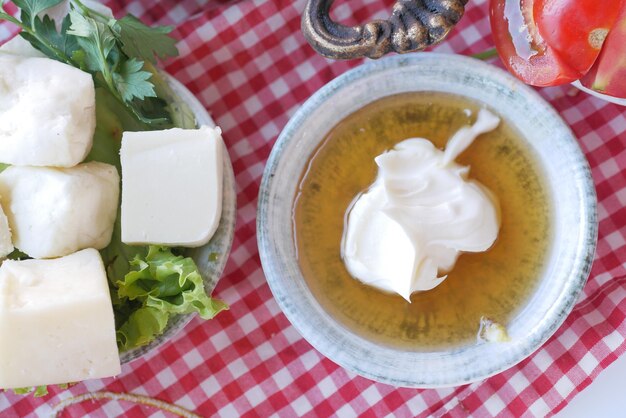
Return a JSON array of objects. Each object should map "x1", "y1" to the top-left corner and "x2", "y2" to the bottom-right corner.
[{"x1": 341, "y1": 109, "x2": 501, "y2": 301}]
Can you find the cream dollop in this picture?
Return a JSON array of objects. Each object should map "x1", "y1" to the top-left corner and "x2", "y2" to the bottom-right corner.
[{"x1": 341, "y1": 109, "x2": 501, "y2": 301}]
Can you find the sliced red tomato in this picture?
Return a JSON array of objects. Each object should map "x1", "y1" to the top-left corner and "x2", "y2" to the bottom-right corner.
[
  {"x1": 490, "y1": 0, "x2": 620, "y2": 87},
  {"x1": 580, "y1": 8, "x2": 626, "y2": 98},
  {"x1": 534, "y1": 0, "x2": 622, "y2": 75},
  {"x1": 490, "y1": 0, "x2": 579, "y2": 86}
]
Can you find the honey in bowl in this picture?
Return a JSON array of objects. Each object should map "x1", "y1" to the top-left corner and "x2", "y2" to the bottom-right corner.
[{"x1": 292, "y1": 92, "x2": 553, "y2": 350}]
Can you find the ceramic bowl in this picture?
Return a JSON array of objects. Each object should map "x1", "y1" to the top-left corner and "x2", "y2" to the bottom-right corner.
[
  {"x1": 120, "y1": 75, "x2": 237, "y2": 364},
  {"x1": 257, "y1": 53, "x2": 597, "y2": 387}
]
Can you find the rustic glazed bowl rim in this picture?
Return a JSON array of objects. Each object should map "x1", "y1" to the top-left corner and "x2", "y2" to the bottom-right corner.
[{"x1": 257, "y1": 53, "x2": 598, "y2": 387}]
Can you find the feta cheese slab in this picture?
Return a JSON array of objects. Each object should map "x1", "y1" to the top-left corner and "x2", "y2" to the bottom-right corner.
[
  {"x1": 0, "y1": 249, "x2": 121, "y2": 389},
  {"x1": 121, "y1": 126, "x2": 223, "y2": 246},
  {"x1": 0, "y1": 162, "x2": 119, "y2": 259},
  {"x1": 0, "y1": 36, "x2": 46, "y2": 58},
  {"x1": 40, "y1": 0, "x2": 114, "y2": 30},
  {"x1": 0, "y1": 203, "x2": 13, "y2": 258},
  {"x1": 0, "y1": 55, "x2": 95, "y2": 167}
]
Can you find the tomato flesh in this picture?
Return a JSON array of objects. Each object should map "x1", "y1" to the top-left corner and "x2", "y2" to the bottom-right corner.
[
  {"x1": 580, "y1": 9, "x2": 626, "y2": 98},
  {"x1": 534, "y1": 0, "x2": 622, "y2": 74},
  {"x1": 490, "y1": 0, "x2": 580, "y2": 86},
  {"x1": 490, "y1": 0, "x2": 624, "y2": 87}
]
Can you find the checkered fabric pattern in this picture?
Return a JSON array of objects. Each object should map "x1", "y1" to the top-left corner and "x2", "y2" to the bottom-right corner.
[{"x1": 1, "y1": 0, "x2": 626, "y2": 416}]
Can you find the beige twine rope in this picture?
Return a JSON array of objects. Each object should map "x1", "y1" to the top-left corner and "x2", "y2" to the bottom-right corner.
[{"x1": 50, "y1": 391, "x2": 203, "y2": 418}]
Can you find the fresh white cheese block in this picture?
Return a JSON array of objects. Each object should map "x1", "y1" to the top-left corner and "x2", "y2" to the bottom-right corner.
[
  {"x1": 0, "y1": 203, "x2": 13, "y2": 258},
  {"x1": 0, "y1": 55, "x2": 95, "y2": 167},
  {"x1": 0, "y1": 35, "x2": 46, "y2": 58},
  {"x1": 82, "y1": 0, "x2": 115, "y2": 17},
  {"x1": 120, "y1": 126, "x2": 223, "y2": 246},
  {"x1": 41, "y1": 0, "x2": 114, "y2": 31},
  {"x1": 0, "y1": 162, "x2": 119, "y2": 259},
  {"x1": 0, "y1": 248, "x2": 121, "y2": 389}
]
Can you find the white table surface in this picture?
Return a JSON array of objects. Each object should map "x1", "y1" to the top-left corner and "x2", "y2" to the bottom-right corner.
[{"x1": 554, "y1": 353, "x2": 626, "y2": 417}]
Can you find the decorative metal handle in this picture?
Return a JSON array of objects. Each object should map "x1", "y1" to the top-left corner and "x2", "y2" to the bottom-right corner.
[{"x1": 302, "y1": 0, "x2": 468, "y2": 60}]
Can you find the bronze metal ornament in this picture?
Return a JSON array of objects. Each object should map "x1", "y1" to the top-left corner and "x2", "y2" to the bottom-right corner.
[{"x1": 302, "y1": 0, "x2": 469, "y2": 60}]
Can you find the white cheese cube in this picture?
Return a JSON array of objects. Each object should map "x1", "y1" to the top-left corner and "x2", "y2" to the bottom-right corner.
[
  {"x1": 81, "y1": 0, "x2": 115, "y2": 17},
  {"x1": 0, "y1": 162, "x2": 119, "y2": 259},
  {"x1": 0, "y1": 55, "x2": 95, "y2": 167},
  {"x1": 0, "y1": 249, "x2": 121, "y2": 389},
  {"x1": 40, "y1": 0, "x2": 114, "y2": 30},
  {"x1": 121, "y1": 126, "x2": 223, "y2": 246},
  {"x1": 0, "y1": 36, "x2": 46, "y2": 58},
  {"x1": 0, "y1": 202, "x2": 13, "y2": 258}
]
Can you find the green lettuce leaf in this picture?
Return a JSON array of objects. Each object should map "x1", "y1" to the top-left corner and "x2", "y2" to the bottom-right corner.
[
  {"x1": 115, "y1": 246, "x2": 228, "y2": 351},
  {"x1": 11, "y1": 383, "x2": 70, "y2": 397},
  {"x1": 12, "y1": 386, "x2": 47, "y2": 397},
  {"x1": 116, "y1": 306, "x2": 168, "y2": 351}
]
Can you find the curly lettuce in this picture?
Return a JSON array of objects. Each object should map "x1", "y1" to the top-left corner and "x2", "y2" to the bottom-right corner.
[{"x1": 115, "y1": 246, "x2": 228, "y2": 351}]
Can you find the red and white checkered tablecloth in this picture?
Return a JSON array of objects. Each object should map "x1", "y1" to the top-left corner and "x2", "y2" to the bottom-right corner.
[{"x1": 1, "y1": 0, "x2": 626, "y2": 416}]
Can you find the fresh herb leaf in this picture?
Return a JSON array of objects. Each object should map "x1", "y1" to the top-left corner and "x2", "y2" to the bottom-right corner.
[
  {"x1": 20, "y1": 13, "x2": 79, "y2": 59},
  {"x1": 65, "y1": 6, "x2": 96, "y2": 37},
  {"x1": 112, "y1": 57, "x2": 155, "y2": 102},
  {"x1": 111, "y1": 15, "x2": 177, "y2": 64},
  {"x1": 115, "y1": 246, "x2": 228, "y2": 351},
  {"x1": 67, "y1": 8, "x2": 115, "y2": 73},
  {"x1": 40, "y1": 14, "x2": 77, "y2": 55},
  {"x1": 124, "y1": 96, "x2": 172, "y2": 130},
  {"x1": 65, "y1": 5, "x2": 172, "y2": 123},
  {"x1": 70, "y1": 47, "x2": 86, "y2": 68},
  {"x1": 12, "y1": 0, "x2": 63, "y2": 25},
  {"x1": 7, "y1": 248, "x2": 30, "y2": 260},
  {"x1": 0, "y1": 0, "x2": 179, "y2": 127}
]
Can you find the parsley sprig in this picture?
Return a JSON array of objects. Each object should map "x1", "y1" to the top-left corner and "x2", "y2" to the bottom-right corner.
[{"x1": 0, "y1": 0, "x2": 179, "y2": 126}]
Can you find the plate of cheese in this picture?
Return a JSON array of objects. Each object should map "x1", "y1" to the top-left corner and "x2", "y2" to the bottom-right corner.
[{"x1": 0, "y1": 8, "x2": 236, "y2": 393}]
